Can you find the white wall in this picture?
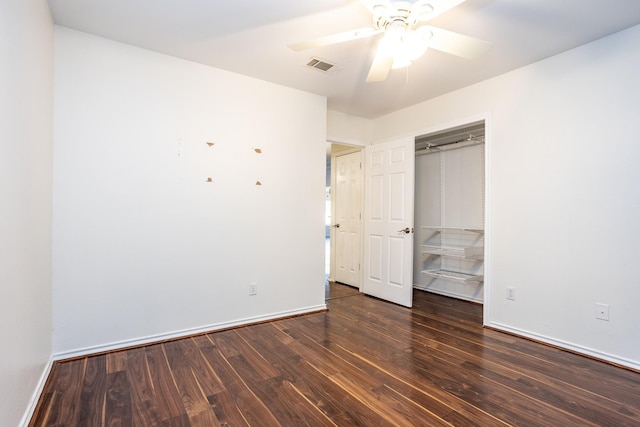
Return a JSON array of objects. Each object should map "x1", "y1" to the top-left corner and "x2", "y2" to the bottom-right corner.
[
  {"x1": 0, "y1": 1, "x2": 54, "y2": 425},
  {"x1": 327, "y1": 110, "x2": 372, "y2": 145},
  {"x1": 53, "y1": 27, "x2": 327, "y2": 355},
  {"x1": 373, "y1": 24, "x2": 640, "y2": 369}
]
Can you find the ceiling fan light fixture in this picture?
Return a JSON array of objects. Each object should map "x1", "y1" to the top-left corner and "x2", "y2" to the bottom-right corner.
[
  {"x1": 405, "y1": 30, "x2": 430, "y2": 58},
  {"x1": 388, "y1": 28, "x2": 430, "y2": 69},
  {"x1": 378, "y1": 26, "x2": 404, "y2": 55}
]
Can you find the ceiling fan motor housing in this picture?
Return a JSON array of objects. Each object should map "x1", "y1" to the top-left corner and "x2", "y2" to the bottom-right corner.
[{"x1": 370, "y1": 1, "x2": 436, "y2": 30}]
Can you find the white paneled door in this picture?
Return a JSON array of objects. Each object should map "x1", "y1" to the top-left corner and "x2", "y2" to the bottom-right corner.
[
  {"x1": 334, "y1": 151, "x2": 363, "y2": 287},
  {"x1": 363, "y1": 137, "x2": 415, "y2": 307}
]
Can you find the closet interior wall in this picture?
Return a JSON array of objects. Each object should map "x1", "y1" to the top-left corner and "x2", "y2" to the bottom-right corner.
[{"x1": 413, "y1": 123, "x2": 485, "y2": 303}]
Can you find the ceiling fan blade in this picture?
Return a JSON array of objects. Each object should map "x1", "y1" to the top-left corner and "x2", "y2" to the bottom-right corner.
[
  {"x1": 366, "y1": 47, "x2": 393, "y2": 82},
  {"x1": 413, "y1": 0, "x2": 466, "y2": 22},
  {"x1": 288, "y1": 27, "x2": 380, "y2": 51},
  {"x1": 422, "y1": 26, "x2": 491, "y2": 59}
]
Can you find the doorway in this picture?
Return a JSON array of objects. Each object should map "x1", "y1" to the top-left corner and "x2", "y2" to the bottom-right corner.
[{"x1": 327, "y1": 143, "x2": 364, "y2": 289}]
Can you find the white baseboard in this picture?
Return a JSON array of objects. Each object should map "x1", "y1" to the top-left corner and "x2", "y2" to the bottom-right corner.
[
  {"x1": 413, "y1": 284, "x2": 483, "y2": 304},
  {"x1": 19, "y1": 356, "x2": 54, "y2": 427},
  {"x1": 487, "y1": 321, "x2": 640, "y2": 371},
  {"x1": 53, "y1": 304, "x2": 327, "y2": 361}
]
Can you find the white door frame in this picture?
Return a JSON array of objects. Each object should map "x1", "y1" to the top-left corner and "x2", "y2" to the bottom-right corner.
[{"x1": 329, "y1": 144, "x2": 365, "y2": 289}]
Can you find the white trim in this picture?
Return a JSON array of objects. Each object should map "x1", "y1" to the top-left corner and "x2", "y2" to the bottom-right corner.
[
  {"x1": 19, "y1": 357, "x2": 54, "y2": 427},
  {"x1": 53, "y1": 304, "x2": 326, "y2": 361},
  {"x1": 331, "y1": 146, "x2": 363, "y2": 156},
  {"x1": 482, "y1": 113, "x2": 493, "y2": 325},
  {"x1": 487, "y1": 321, "x2": 640, "y2": 371},
  {"x1": 327, "y1": 136, "x2": 368, "y2": 146}
]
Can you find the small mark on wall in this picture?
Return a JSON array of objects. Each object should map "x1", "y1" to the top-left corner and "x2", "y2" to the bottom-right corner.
[
  {"x1": 253, "y1": 148, "x2": 262, "y2": 154},
  {"x1": 206, "y1": 177, "x2": 214, "y2": 183},
  {"x1": 255, "y1": 181, "x2": 262, "y2": 186},
  {"x1": 206, "y1": 142, "x2": 215, "y2": 147}
]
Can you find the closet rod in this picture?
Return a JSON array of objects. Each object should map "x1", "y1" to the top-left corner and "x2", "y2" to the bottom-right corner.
[
  {"x1": 416, "y1": 136, "x2": 484, "y2": 155},
  {"x1": 422, "y1": 135, "x2": 484, "y2": 150}
]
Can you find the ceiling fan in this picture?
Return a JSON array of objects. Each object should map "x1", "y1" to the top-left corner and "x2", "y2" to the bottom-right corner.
[{"x1": 288, "y1": 0, "x2": 491, "y2": 82}]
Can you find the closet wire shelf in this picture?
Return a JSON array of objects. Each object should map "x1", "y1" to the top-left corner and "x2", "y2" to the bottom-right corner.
[
  {"x1": 422, "y1": 269, "x2": 484, "y2": 283},
  {"x1": 420, "y1": 226, "x2": 484, "y2": 283},
  {"x1": 421, "y1": 226, "x2": 484, "y2": 233},
  {"x1": 420, "y1": 245, "x2": 483, "y2": 259}
]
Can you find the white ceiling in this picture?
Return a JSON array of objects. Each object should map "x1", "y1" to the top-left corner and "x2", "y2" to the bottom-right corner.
[{"x1": 49, "y1": 0, "x2": 640, "y2": 119}]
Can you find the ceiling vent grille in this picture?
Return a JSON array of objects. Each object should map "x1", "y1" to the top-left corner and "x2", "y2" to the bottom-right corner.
[{"x1": 306, "y1": 57, "x2": 339, "y2": 73}]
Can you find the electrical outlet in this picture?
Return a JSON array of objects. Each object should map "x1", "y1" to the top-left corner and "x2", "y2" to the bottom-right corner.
[
  {"x1": 249, "y1": 282, "x2": 257, "y2": 296},
  {"x1": 596, "y1": 303, "x2": 609, "y2": 321},
  {"x1": 506, "y1": 287, "x2": 515, "y2": 301}
]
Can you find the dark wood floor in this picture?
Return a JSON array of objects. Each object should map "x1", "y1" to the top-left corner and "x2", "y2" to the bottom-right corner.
[{"x1": 31, "y1": 282, "x2": 640, "y2": 426}]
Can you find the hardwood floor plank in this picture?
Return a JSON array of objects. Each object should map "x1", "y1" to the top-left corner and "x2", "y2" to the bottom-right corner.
[
  {"x1": 104, "y1": 371, "x2": 133, "y2": 426},
  {"x1": 31, "y1": 285, "x2": 640, "y2": 426},
  {"x1": 282, "y1": 364, "x2": 375, "y2": 426},
  {"x1": 248, "y1": 375, "x2": 336, "y2": 426},
  {"x1": 106, "y1": 350, "x2": 128, "y2": 374},
  {"x1": 372, "y1": 384, "x2": 454, "y2": 427},
  {"x1": 77, "y1": 354, "x2": 107, "y2": 427},
  {"x1": 163, "y1": 338, "x2": 223, "y2": 398},
  {"x1": 126, "y1": 347, "x2": 167, "y2": 426},
  {"x1": 27, "y1": 391, "x2": 55, "y2": 427},
  {"x1": 143, "y1": 344, "x2": 188, "y2": 422},
  {"x1": 155, "y1": 413, "x2": 191, "y2": 427},
  {"x1": 214, "y1": 331, "x2": 281, "y2": 381},
  {"x1": 162, "y1": 340, "x2": 221, "y2": 426},
  {"x1": 284, "y1": 380, "x2": 341, "y2": 426},
  {"x1": 198, "y1": 337, "x2": 281, "y2": 426},
  {"x1": 38, "y1": 359, "x2": 86, "y2": 426}
]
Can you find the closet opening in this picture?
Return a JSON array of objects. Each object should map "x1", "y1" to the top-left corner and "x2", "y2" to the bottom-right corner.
[{"x1": 413, "y1": 121, "x2": 486, "y2": 304}]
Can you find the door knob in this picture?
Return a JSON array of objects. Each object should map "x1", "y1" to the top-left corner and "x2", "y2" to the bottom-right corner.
[{"x1": 398, "y1": 227, "x2": 411, "y2": 234}]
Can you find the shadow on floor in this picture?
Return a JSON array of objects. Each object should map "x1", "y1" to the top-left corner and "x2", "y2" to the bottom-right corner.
[{"x1": 325, "y1": 281, "x2": 360, "y2": 301}]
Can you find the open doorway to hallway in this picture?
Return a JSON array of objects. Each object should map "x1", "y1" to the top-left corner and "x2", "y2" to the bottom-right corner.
[{"x1": 326, "y1": 143, "x2": 364, "y2": 289}]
